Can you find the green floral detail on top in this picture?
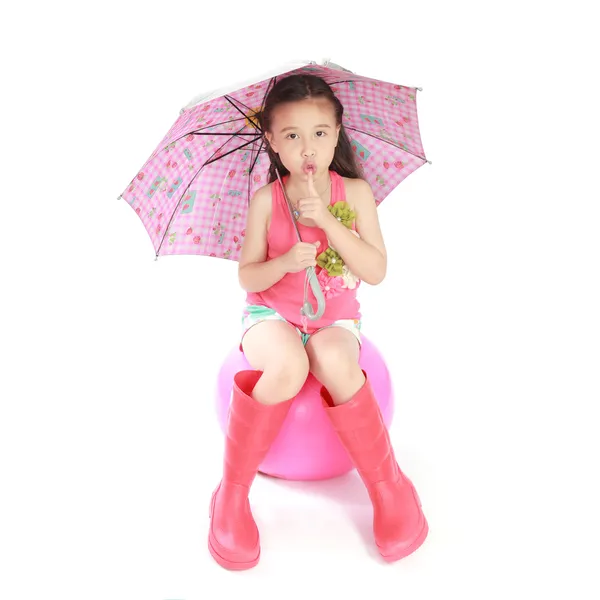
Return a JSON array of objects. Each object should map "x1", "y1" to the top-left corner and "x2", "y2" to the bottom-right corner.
[
  {"x1": 328, "y1": 201, "x2": 356, "y2": 228},
  {"x1": 317, "y1": 247, "x2": 344, "y2": 276},
  {"x1": 315, "y1": 201, "x2": 360, "y2": 277}
]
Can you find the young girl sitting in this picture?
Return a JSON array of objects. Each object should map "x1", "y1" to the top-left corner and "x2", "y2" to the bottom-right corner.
[{"x1": 208, "y1": 73, "x2": 428, "y2": 569}]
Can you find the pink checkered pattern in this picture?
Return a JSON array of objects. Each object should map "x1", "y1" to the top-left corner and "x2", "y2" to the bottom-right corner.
[{"x1": 119, "y1": 64, "x2": 428, "y2": 261}]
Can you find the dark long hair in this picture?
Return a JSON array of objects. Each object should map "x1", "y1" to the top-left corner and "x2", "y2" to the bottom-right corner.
[{"x1": 256, "y1": 74, "x2": 365, "y2": 184}]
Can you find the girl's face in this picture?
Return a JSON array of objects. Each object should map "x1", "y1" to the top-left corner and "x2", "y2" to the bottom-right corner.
[{"x1": 265, "y1": 97, "x2": 340, "y2": 181}]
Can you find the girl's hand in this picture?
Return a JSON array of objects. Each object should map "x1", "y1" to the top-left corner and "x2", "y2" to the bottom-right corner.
[
  {"x1": 281, "y1": 241, "x2": 321, "y2": 273},
  {"x1": 297, "y1": 172, "x2": 334, "y2": 229}
]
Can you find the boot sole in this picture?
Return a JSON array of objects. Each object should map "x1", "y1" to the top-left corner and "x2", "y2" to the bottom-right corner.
[
  {"x1": 208, "y1": 535, "x2": 260, "y2": 570},
  {"x1": 208, "y1": 487, "x2": 260, "y2": 570},
  {"x1": 377, "y1": 515, "x2": 429, "y2": 562}
]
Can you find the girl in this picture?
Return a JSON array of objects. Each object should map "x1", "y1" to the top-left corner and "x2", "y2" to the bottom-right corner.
[{"x1": 208, "y1": 74, "x2": 428, "y2": 569}]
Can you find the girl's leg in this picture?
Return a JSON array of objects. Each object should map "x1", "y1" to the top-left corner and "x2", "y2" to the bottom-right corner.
[
  {"x1": 305, "y1": 323, "x2": 363, "y2": 404},
  {"x1": 209, "y1": 319, "x2": 309, "y2": 570},
  {"x1": 242, "y1": 319, "x2": 310, "y2": 404},
  {"x1": 307, "y1": 326, "x2": 428, "y2": 562}
]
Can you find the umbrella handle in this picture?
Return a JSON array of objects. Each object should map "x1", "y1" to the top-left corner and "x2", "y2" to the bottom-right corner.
[
  {"x1": 301, "y1": 266, "x2": 326, "y2": 321},
  {"x1": 275, "y1": 167, "x2": 327, "y2": 321}
]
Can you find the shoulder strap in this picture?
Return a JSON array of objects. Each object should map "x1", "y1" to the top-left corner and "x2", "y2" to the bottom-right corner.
[{"x1": 328, "y1": 170, "x2": 347, "y2": 205}]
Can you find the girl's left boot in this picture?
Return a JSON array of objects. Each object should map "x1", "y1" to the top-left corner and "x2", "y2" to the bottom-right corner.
[{"x1": 321, "y1": 371, "x2": 428, "y2": 562}]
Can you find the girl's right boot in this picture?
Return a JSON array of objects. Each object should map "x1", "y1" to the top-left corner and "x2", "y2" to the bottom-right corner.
[{"x1": 208, "y1": 370, "x2": 293, "y2": 570}]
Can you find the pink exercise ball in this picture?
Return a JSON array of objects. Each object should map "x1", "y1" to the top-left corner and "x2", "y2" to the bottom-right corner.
[{"x1": 215, "y1": 334, "x2": 394, "y2": 481}]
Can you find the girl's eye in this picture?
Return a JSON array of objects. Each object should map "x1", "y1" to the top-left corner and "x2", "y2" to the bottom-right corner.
[{"x1": 287, "y1": 131, "x2": 326, "y2": 139}]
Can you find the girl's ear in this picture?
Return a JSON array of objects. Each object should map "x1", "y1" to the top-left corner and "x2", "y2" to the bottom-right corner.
[{"x1": 265, "y1": 133, "x2": 277, "y2": 153}]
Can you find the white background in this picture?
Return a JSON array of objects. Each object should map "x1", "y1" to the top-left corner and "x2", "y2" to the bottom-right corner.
[{"x1": 1, "y1": 1, "x2": 599, "y2": 599}]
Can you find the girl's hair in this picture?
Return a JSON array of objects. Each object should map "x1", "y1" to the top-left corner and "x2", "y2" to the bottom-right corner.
[{"x1": 256, "y1": 74, "x2": 365, "y2": 183}]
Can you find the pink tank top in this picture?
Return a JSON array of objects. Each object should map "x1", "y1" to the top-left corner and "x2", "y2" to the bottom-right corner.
[{"x1": 246, "y1": 170, "x2": 361, "y2": 333}]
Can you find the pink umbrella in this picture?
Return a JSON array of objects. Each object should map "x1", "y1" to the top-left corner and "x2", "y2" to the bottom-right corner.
[{"x1": 118, "y1": 59, "x2": 430, "y2": 317}]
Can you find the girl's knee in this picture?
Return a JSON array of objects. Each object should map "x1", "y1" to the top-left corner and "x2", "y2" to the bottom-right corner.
[{"x1": 264, "y1": 350, "x2": 309, "y2": 398}]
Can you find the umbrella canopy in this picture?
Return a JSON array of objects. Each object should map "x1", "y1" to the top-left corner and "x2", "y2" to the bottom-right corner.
[{"x1": 118, "y1": 59, "x2": 429, "y2": 261}]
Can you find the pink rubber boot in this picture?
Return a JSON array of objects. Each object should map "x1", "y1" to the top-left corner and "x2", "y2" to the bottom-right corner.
[
  {"x1": 208, "y1": 370, "x2": 293, "y2": 570},
  {"x1": 321, "y1": 371, "x2": 428, "y2": 561}
]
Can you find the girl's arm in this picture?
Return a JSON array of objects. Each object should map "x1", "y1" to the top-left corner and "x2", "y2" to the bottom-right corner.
[
  {"x1": 322, "y1": 178, "x2": 387, "y2": 285},
  {"x1": 238, "y1": 186, "x2": 288, "y2": 293}
]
